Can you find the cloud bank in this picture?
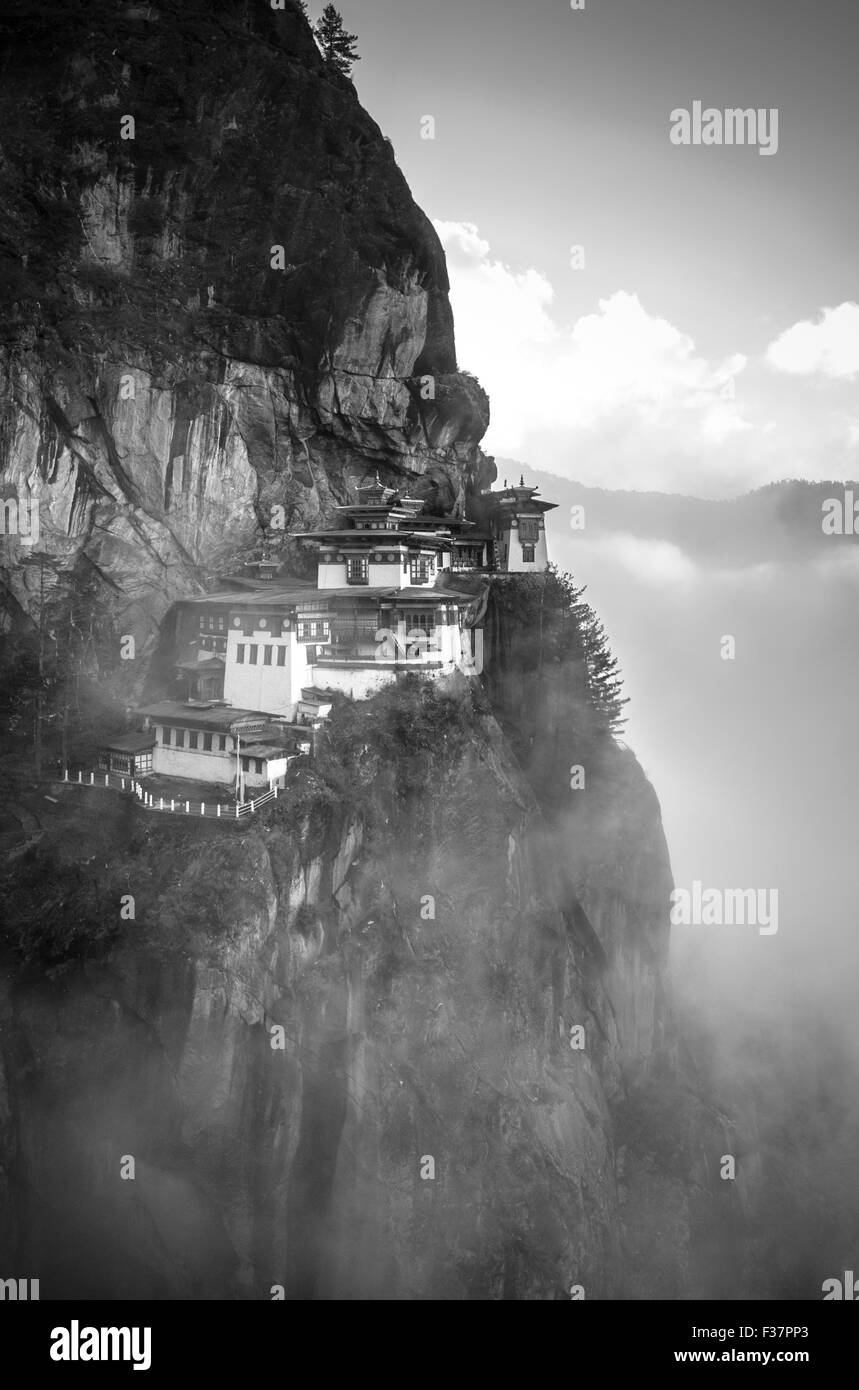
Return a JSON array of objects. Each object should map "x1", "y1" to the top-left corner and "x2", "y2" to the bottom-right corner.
[{"x1": 435, "y1": 220, "x2": 859, "y2": 495}]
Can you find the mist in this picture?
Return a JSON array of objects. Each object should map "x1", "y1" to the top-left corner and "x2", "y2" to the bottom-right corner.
[{"x1": 535, "y1": 474, "x2": 859, "y2": 1293}]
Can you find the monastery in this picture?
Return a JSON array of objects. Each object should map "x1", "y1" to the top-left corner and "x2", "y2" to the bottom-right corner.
[{"x1": 100, "y1": 477, "x2": 556, "y2": 793}]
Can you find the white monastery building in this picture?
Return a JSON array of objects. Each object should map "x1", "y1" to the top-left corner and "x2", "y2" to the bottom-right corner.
[{"x1": 122, "y1": 476, "x2": 556, "y2": 790}]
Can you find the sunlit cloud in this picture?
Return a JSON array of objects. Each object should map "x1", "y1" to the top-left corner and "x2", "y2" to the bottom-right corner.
[
  {"x1": 766, "y1": 302, "x2": 859, "y2": 380},
  {"x1": 436, "y1": 219, "x2": 754, "y2": 492}
]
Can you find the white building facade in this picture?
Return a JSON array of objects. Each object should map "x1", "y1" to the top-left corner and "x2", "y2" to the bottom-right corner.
[{"x1": 128, "y1": 475, "x2": 555, "y2": 789}]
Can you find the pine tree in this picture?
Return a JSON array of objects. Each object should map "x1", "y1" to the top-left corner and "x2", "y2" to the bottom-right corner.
[
  {"x1": 313, "y1": 4, "x2": 360, "y2": 77},
  {"x1": 571, "y1": 599, "x2": 629, "y2": 735}
]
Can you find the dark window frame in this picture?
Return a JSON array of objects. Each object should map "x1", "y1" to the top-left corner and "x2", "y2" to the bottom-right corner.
[{"x1": 346, "y1": 555, "x2": 369, "y2": 585}]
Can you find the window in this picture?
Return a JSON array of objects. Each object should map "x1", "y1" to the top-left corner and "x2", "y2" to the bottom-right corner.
[
  {"x1": 347, "y1": 556, "x2": 369, "y2": 585},
  {"x1": 256, "y1": 759, "x2": 263, "y2": 775},
  {"x1": 277, "y1": 646, "x2": 287, "y2": 666},
  {"x1": 199, "y1": 616, "x2": 206, "y2": 630},
  {"x1": 217, "y1": 615, "x2": 225, "y2": 632},
  {"x1": 175, "y1": 729, "x2": 185, "y2": 748},
  {"x1": 135, "y1": 752, "x2": 153, "y2": 774},
  {"x1": 403, "y1": 611, "x2": 434, "y2": 637},
  {"x1": 203, "y1": 733, "x2": 213, "y2": 751},
  {"x1": 188, "y1": 731, "x2": 198, "y2": 750},
  {"x1": 409, "y1": 557, "x2": 431, "y2": 584},
  {"x1": 217, "y1": 735, "x2": 227, "y2": 751},
  {"x1": 264, "y1": 645, "x2": 273, "y2": 665},
  {"x1": 519, "y1": 518, "x2": 539, "y2": 544},
  {"x1": 522, "y1": 545, "x2": 535, "y2": 563},
  {"x1": 249, "y1": 645, "x2": 258, "y2": 665},
  {"x1": 236, "y1": 644, "x2": 245, "y2": 664}
]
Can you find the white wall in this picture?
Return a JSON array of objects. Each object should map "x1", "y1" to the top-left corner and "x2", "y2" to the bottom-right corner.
[
  {"x1": 310, "y1": 654, "x2": 460, "y2": 700},
  {"x1": 498, "y1": 523, "x2": 549, "y2": 572},
  {"x1": 244, "y1": 756, "x2": 288, "y2": 787},
  {"x1": 310, "y1": 665, "x2": 398, "y2": 700},
  {"x1": 223, "y1": 629, "x2": 308, "y2": 716},
  {"x1": 316, "y1": 558, "x2": 437, "y2": 590},
  {"x1": 153, "y1": 745, "x2": 234, "y2": 784}
]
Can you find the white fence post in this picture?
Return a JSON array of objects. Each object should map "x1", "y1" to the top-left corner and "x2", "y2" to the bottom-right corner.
[
  {"x1": 121, "y1": 778, "x2": 126, "y2": 791},
  {"x1": 78, "y1": 771, "x2": 82, "y2": 783},
  {"x1": 90, "y1": 773, "x2": 94, "y2": 785},
  {"x1": 185, "y1": 801, "x2": 190, "y2": 814},
  {"x1": 104, "y1": 774, "x2": 109, "y2": 787},
  {"x1": 160, "y1": 798, "x2": 164, "y2": 811},
  {"x1": 201, "y1": 803, "x2": 205, "y2": 817},
  {"x1": 251, "y1": 800, "x2": 255, "y2": 813},
  {"x1": 217, "y1": 804, "x2": 221, "y2": 818},
  {"x1": 235, "y1": 804, "x2": 239, "y2": 819},
  {"x1": 171, "y1": 799, "x2": 175, "y2": 812},
  {"x1": 63, "y1": 768, "x2": 68, "y2": 781}
]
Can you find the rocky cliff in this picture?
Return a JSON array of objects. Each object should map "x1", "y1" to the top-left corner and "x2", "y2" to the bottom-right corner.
[
  {"x1": 0, "y1": 0, "x2": 490, "y2": 649},
  {"x1": 0, "y1": 2, "x2": 742, "y2": 1299},
  {"x1": 0, "y1": 618, "x2": 743, "y2": 1300}
]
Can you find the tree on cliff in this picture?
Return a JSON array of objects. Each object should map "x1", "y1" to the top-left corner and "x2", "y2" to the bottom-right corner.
[
  {"x1": 313, "y1": 5, "x2": 360, "y2": 76},
  {"x1": 576, "y1": 606, "x2": 629, "y2": 735}
]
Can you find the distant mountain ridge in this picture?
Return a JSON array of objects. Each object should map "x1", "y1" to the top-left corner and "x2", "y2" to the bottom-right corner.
[{"x1": 496, "y1": 461, "x2": 859, "y2": 567}]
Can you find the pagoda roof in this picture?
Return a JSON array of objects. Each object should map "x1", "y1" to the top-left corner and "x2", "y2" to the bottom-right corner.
[
  {"x1": 481, "y1": 484, "x2": 557, "y2": 513},
  {"x1": 99, "y1": 731, "x2": 156, "y2": 753},
  {"x1": 176, "y1": 656, "x2": 225, "y2": 672},
  {"x1": 298, "y1": 529, "x2": 452, "y2": 547},
  {"x1": 139, "y1": 701, "x2": 268, "y2": 728},
  {"x1": 176, "y1": 583, "x2": 471, "y2": 612}
]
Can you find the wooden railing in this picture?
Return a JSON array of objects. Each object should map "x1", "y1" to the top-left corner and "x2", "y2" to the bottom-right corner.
[{"x1": 62, "y1": 769, "x2": 280, "y2": 819}]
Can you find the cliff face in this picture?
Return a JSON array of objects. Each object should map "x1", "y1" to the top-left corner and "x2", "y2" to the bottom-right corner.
[
  {"x1": 0, "y1": 676, "x2": 674, "y2": 1299},
  {"x1": 0, "y1": 4, "x2": 738, "y2": 1300},
  {"x1": 0, "y1": 647, "x2": 739, "y2": 1300},
  {"x1": 0, "y1": 0, "x2": 490, "y2": 642}
]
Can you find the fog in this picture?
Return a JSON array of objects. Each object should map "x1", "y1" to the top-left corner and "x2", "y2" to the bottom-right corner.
[{"x1": 533, "y1": 472, "x2": 859, "y2": 1288}]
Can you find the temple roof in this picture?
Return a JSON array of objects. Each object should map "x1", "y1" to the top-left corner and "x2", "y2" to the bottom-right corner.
[
  {"x1": 139, "y1": 701, "x2": 267, "y2": 728},
  {"x1": 99, "y1": 731, "x2": 156, "y2": 753},
  {"x1": 179, "y1": 584, "x2": 470, "y2": 609},
  {"x1": 176, "y1": 657, "x2": 225, "y2": 672},
  {"x1": 296, "y1": 528, "x2": 453, "y2": 545}
]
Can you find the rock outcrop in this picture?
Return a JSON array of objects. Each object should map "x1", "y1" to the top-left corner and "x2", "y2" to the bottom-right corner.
[
  {"x1": 0, "y1": 2, "x2": 742, "y2": 1301},
  {"x1": 0, "y1": 0, "x2": 491, "y2": 644}
]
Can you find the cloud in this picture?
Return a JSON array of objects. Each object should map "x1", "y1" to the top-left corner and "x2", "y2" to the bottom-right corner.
[
  {"x1": 765, "y1": 302, "x2": 859, "y2": 380},
  {"x1": 435, "y1": 219, "x2": 752, "y2": 491},
  {"x1": 575, "y1": 533, "x2": 700, "y2": 588}
]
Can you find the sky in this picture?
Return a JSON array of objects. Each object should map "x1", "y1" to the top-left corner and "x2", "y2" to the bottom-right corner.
[
  {"x1": 335, "y1": 0, "x2": 859, "y2": 496},
  {"x1": 335, "y1": 0, "x2": 859, "y2": 1063}
]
